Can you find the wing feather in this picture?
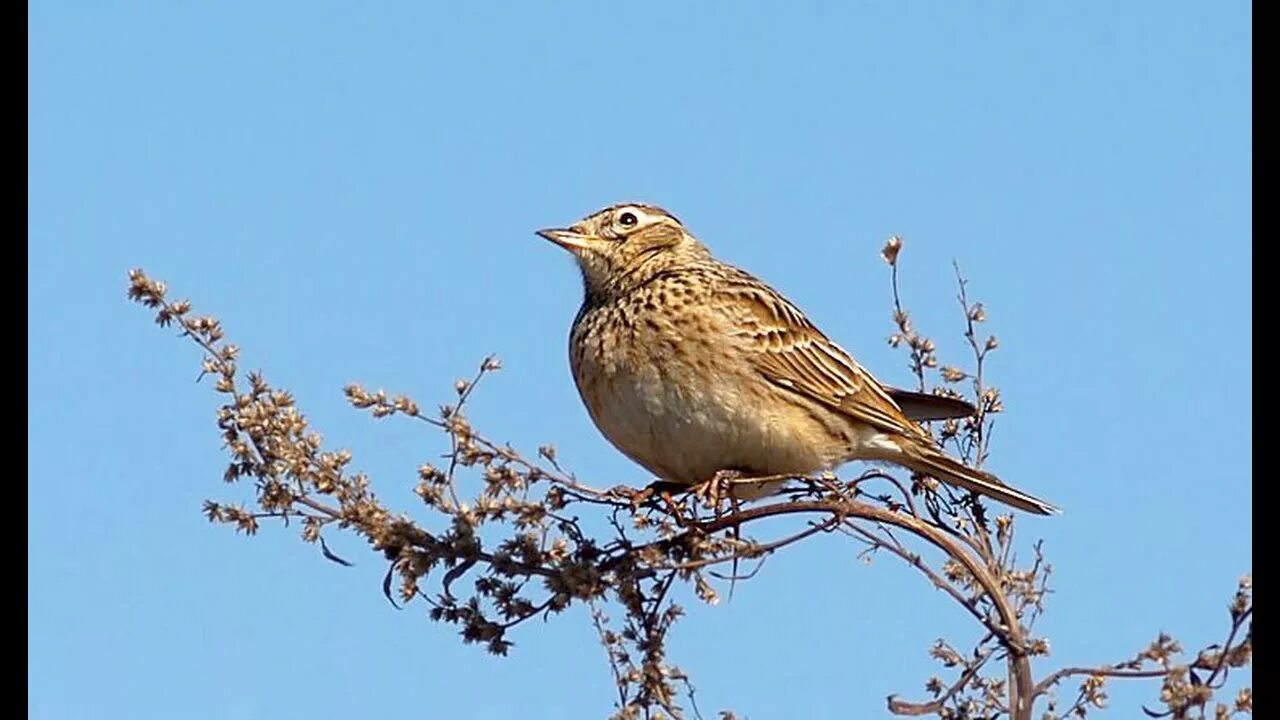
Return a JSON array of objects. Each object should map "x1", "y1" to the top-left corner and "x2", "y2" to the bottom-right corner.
[{"x1": 717, "y1": 267, "x2": 925, "y2": 439}]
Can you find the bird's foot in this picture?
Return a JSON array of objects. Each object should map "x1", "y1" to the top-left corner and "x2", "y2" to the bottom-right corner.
[
  {"x1": 611, "y1": 481, "x2": 691, "y2": 518},
  {"x1": 693, "y1": 470, "x2": 747, "y2": 512},
  {"x1": 607, "y1": 483, "x2": 648, "y2": 501},
  {"x1": 608, "y1": 484, "x2": 663, "y2": 512}
]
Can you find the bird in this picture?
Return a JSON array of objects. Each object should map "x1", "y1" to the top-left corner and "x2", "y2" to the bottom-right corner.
[{"x1": 536, "y1": 202, "x2": 1059, "y2": 515}]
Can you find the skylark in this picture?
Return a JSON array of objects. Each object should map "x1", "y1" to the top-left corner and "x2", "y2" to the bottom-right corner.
[{"x1": 537, "y1": 203, "x2": 1058, "y2": 515}]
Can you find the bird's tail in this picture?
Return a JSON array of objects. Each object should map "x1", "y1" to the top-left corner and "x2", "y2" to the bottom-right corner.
[{"x1": 894, "y1": 439, "x2": 1060, "y2": 516}]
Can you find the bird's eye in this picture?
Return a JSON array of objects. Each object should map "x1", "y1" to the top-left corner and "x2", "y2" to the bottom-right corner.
[{"x1": 618, "y1": 212, "x2": 638, "y2": 227}]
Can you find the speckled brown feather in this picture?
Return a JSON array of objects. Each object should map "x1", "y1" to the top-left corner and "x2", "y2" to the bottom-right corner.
[{"x1": 715, "y1": 265, "x2": 931, "y2": 440}]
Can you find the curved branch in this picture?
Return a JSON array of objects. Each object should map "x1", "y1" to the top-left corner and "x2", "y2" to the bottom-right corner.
[
  {"x1": 1033, "y1": 666, "x2": 1170, "y2": 697},
  {"x1": 693, "y1": 500, "x2": 1026, "y2": 648}
]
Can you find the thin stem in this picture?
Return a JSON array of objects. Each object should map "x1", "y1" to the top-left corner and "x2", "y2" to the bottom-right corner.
[{"x1": 887, "y1": 648, "x2": 994, "y2": 716}]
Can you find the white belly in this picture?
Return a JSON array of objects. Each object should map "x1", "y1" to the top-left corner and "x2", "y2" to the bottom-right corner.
[{"x1": 580, "y1": 358, "x2": 832, "y2": 484}]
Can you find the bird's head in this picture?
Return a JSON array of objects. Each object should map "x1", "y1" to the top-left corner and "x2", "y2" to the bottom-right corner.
[{"x1": 537, "y1": 203, "x2": 710, "y2": 299}]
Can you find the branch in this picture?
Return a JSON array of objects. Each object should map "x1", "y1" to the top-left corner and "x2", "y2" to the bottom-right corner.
[{"x1": 888, "y1": 647, "x2": 994, "y2": 716}]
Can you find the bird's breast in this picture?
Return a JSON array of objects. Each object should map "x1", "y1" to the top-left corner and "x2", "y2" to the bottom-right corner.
[{"x1": 569, "y1": 298, "x2": 837, "y2": 484}]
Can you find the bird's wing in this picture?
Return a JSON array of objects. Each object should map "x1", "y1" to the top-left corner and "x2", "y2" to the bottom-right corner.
[{"x1": 717, "y1": 267, "x2": 927, "y2": 439}]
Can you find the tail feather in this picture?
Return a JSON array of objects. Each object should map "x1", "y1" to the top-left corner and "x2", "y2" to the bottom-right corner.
[
  {"x1": 895, "y1": 441, "x2": 1060, "y2": 516},
  {"x1": 886, "y1": 388, "x2": 978, "y2": 422}
]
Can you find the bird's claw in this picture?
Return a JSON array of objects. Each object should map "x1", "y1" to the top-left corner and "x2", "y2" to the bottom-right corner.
[
  {"x1": 608, "y1": 484, "x2": 655, "y2": 509},
  {"x1": 693, "y1": 470, "x2": 745, "y2": 511}
]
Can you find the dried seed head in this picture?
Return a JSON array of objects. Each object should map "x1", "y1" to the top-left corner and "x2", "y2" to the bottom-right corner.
[{"x1": 881, "y1": 235, "x2": 903, "y2": 266}]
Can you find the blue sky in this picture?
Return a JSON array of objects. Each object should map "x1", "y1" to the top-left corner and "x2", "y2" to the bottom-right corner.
[{"x1": 29, "y1": 3, "x2": 1250, "y2": 718}]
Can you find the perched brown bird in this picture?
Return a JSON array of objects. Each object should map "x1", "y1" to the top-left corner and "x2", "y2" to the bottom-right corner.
[{"x1": 537, "y1": 203, "x2": 1059, "y2": 515}]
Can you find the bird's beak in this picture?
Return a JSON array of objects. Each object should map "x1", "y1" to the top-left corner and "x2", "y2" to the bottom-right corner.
[{"x1": 536, "y1": 227, "x2": 596, "y2": 252}]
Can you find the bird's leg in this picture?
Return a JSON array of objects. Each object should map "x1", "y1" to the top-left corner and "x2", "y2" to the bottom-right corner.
[
  {"x1": 694, "y1": 469, "x2": 747, "y2": 514},
  {"x1": 697, "y1": 470, "x2": 754, "y2": 600}
]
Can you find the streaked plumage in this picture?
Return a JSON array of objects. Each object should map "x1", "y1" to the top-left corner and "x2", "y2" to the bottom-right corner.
[{"x1": 537, "y1": 203, "x2": 1058, "y2": 515}]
